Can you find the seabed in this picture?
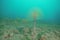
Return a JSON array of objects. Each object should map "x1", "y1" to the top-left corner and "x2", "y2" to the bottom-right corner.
[{"x1": 0, "y1": 19, "x2": 60, "y2": 40}]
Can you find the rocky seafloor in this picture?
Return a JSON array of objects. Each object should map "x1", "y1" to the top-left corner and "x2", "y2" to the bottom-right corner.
[{"x1": 0, "y1": 19, "x2": 60, "y2": 40}]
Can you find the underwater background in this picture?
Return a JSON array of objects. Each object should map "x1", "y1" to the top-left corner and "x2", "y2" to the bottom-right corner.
[
  {"x1": 0, "y1": 0, "x2": 60, "y2": 24},
  {"x1": 0, "y1": 0, "x2": 60, "y2": 40}
]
